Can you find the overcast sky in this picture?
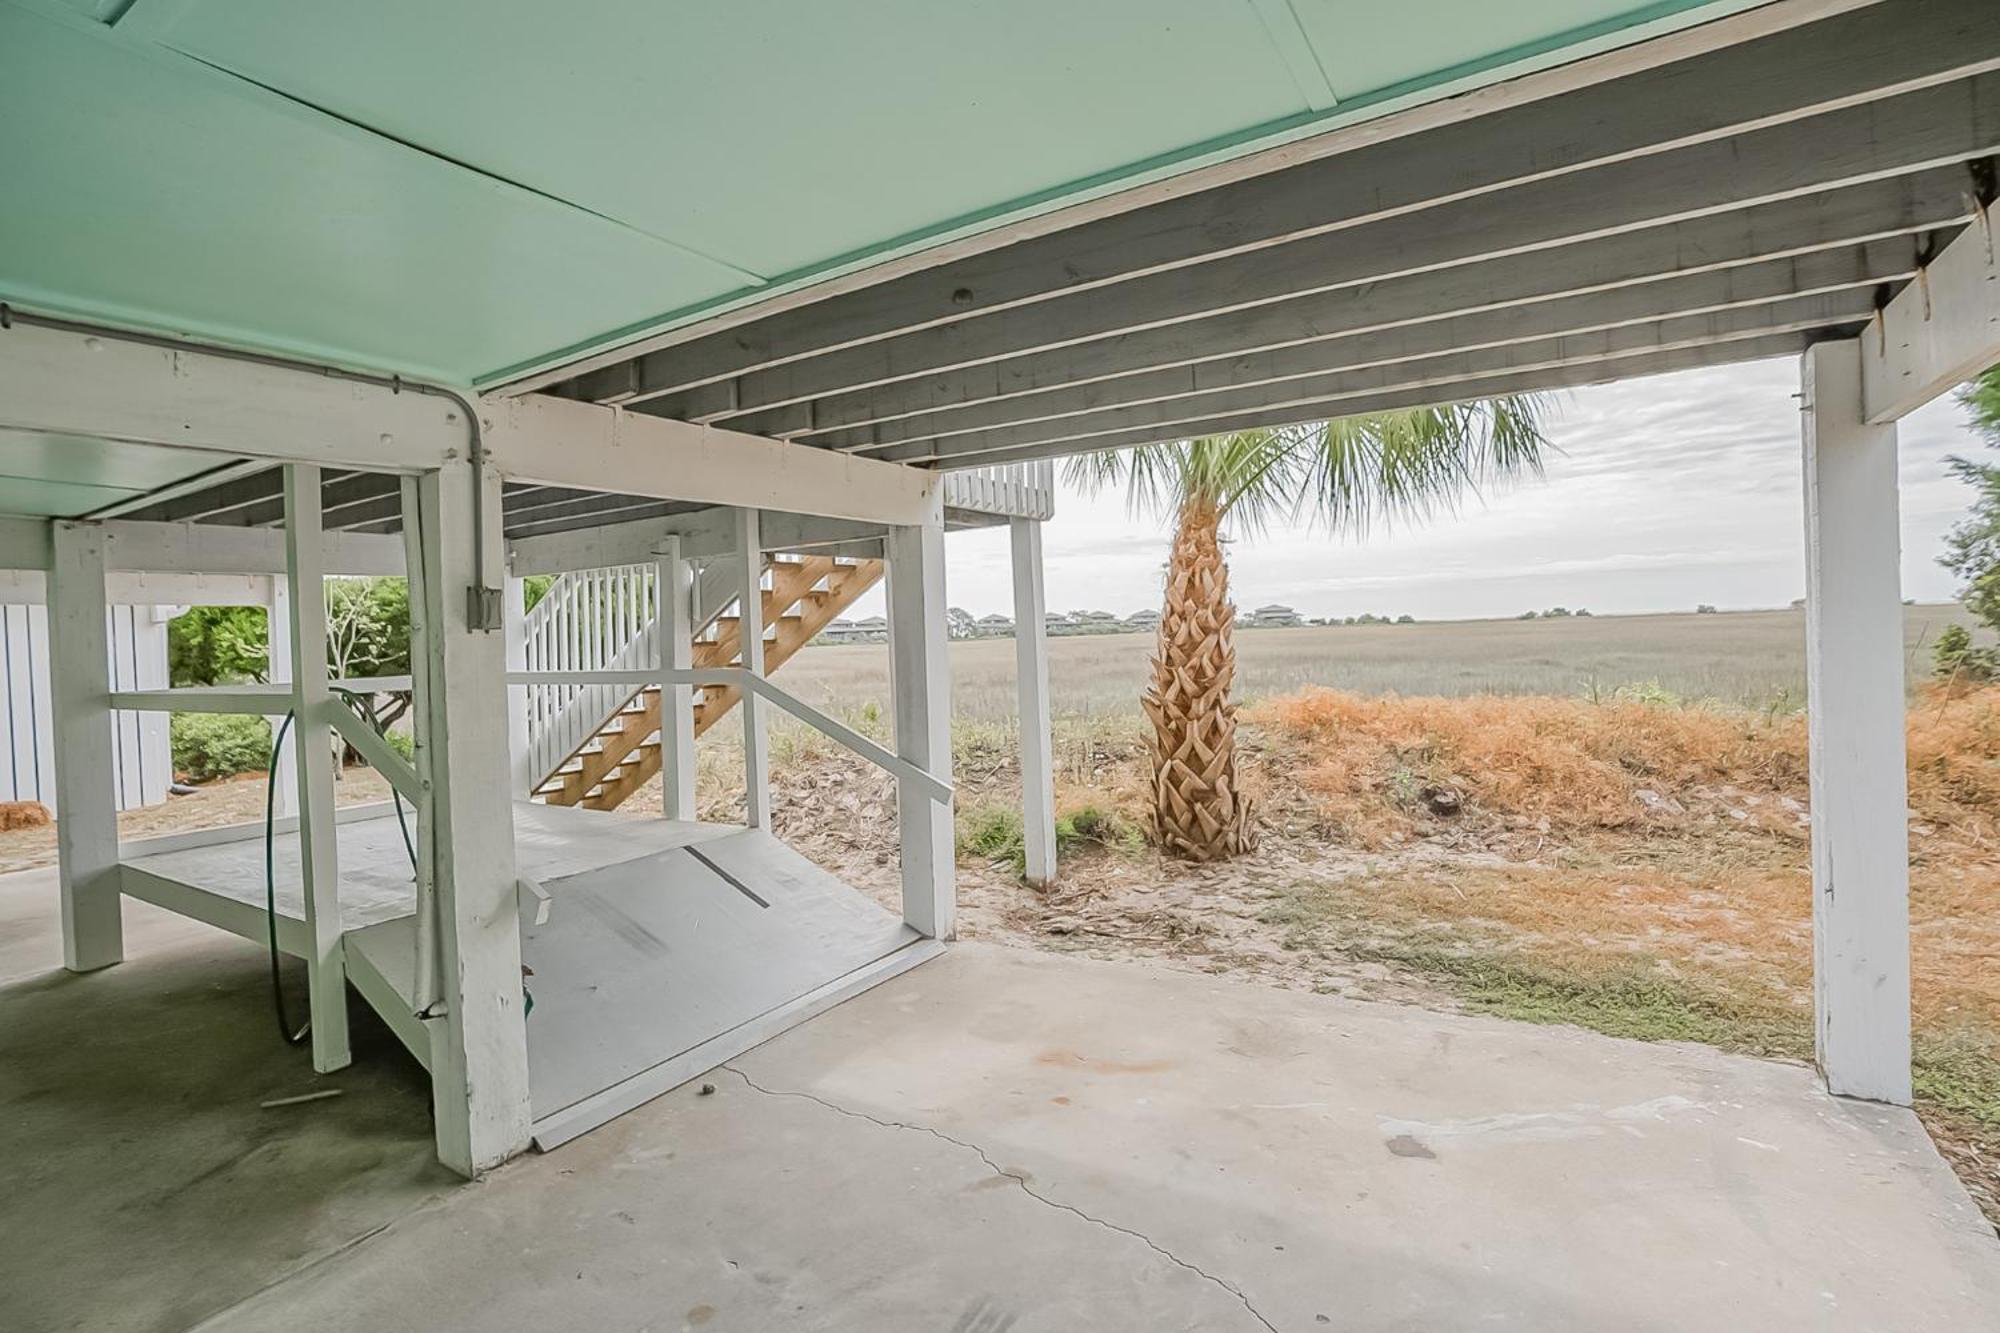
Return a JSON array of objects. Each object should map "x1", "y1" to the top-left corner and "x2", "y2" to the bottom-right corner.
[{"x1": 910, "y1": 356, "x2": 1990, "y2": 623}]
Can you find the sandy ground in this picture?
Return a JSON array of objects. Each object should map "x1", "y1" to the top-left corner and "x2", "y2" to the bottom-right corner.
[{"x1": 0, "y1": 767, "x2": 394, "y2": 876}]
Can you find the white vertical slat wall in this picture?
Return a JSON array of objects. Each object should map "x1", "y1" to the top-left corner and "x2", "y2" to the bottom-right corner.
[{"x1": 0, "y1": 602, "x2": 173, "y2": 814}]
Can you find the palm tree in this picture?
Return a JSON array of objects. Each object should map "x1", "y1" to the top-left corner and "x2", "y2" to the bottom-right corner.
[{"x1": 1066, "y1": 399, "x2": 1553, "y2": 861}]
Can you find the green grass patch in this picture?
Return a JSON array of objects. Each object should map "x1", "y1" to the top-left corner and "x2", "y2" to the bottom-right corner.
[
  {"x1": 1262, "y1": 879, "x2": 2000, "y2": 1135},
  {"x1": 1058, "y1": 803, "x2": 1146, "y2": 855},
  {"x1": 1914, "y1": 1029, "x2": 2000, "y2": 1131},
  {"x1": 956, "y1": 800, "x2": 1146, "y2": 878},
  {"x1": 957, "y1": 805, "x2": 1028, "y2": 873},
  {"x1": 1352, "y1": 936, "x2": 1811, "y2": 1060},
  {"x1": 1260, "y1": 882, "x2": 1809, "y2": 1058}
]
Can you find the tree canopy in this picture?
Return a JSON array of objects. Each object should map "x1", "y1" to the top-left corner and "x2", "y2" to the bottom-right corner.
[{"x1": 1941, "y1": 365, "x2": 2000, "y2": 634}]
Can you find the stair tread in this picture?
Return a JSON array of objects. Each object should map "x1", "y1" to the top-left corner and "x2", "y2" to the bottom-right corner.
[{"x1": 535, "y1": 554, "x2": 883, "y2": 809}]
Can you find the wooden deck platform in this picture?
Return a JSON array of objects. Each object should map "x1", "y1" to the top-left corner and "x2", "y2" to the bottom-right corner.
[{"x1": 116, "y1": 802, "x2": 940, "y2": 1148}]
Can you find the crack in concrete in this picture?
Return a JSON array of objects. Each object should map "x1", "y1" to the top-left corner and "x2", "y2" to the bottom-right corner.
[{"x1": 721, "y1": 1065, "x2": 1280, "y2": 1332}]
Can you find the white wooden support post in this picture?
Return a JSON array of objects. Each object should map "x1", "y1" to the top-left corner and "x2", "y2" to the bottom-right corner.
[
  {"x1": 283, "y1": 465, "x2": 351, "y2": 1072},
  {"x1": 503, "y1": 573, "x2": 530, "y2": 796},
  {"x1": 1802, "y1": 339, "x2": 1912, "y2": 1105},
  {"x1": 886, "y1": 518, "x2": 955, "y2": 938},
  {"x1": 264, "y1": 574, "x2": 298, "y2": 820},
  {"x1": 1011, "y1": 517, "x2": 1056, "y2": 887},
  {"x1": 657, "y1": 535, "x2": 697, "y2": 821},
  {"x1": 735, "y1": 509, "x2": 770, "y2": 829},
  {"x1": 49, "y1": 521, "x2": 121, "y2": 972},
  {"x1": 411, "y1": 461, "x2": 532, "y2": 1175}
]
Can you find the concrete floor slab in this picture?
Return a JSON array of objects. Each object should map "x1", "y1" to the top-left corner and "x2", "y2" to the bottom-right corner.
[{"x1": 3, "y1": 866, "x2": 1997, "y2": 1331}]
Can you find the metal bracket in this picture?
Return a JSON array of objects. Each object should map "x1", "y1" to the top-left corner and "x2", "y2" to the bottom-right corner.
[{"x1": 466, "y1": 584, "x2": 505, "y2": 632}]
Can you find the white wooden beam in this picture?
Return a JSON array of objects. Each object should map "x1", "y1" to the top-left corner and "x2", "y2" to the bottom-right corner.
[
  {"x1": 109, "y1": 684, "x2": 288, "y2": 713},
  {"x1": 1802, "y1": 339, "x2": 1912, "y2": 1105},
  {"x1": 48, "y1": 521, "x2": 121, "y2": 972},
  {"x1": 102, "y1": 520, "x2": 404, "y2": 577},
  {"x1": 735, "y1": 509, "x2": 770, "y2": 829},
  {"x1": 265, "y1": 576, "x2": 297, "y2": 820},
  {"x1": 399, "y1": 476, "x2": 442, "y2": 1033},
  {"x1": 0, "y1": 321, "x2": 463, "y2": 471},
  {"x1": 657, "y1": 536, "x2": 697, "y2": 821},
  {"x1": 502, "y1": 574, "x2": 530, "y2": 796},
  {"x1": 878, "y1": 300, "x2": 1869, "y2": 464},
  {"x1": 506, "y1": 508, "x2": 899, "y2": 578},
  {"x1": 886, "y1": 520, "x2": 955, "y2": 938},
  {"x1": 412, "y1": 460, "x2": 533, "y2": 1176},
  {"x1": 0, "y1": 569, "x2": 272, "y2": 606},
  {"x1": 1010, "y1": 518, "x2": 1056, "y2": 888},
  {"x1": 480, "y1": 393, "x2": 940, "y2": 528},
  {"x1": 1863, "y1": 211, "x2": 2000, "y2": 423},
  {"x1": 507, "y1": 509, "x2": 724, "y2": 578},
  {"x1": 284, "y1": 464, "x2": 351, "y2": 1073}
]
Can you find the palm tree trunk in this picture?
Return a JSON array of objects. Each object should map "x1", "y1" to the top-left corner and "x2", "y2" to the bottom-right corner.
[{"x1": 1143, "y1": 498, "x2": 1256, "y2": 860}]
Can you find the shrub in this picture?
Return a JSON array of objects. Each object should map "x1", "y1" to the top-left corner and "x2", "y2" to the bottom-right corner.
[
  {"x1": 1612, "y1": 679, "x2": 1684, "y2": 709},
  {"x1": 168, "y1": 605, "x2": 269, "y2": 687},
  {"x1": 1933, "y1": 624, "x2": 1996, "y2": 684},
  {"x1": 956, "y1": 800, "x2": 1146, "y2": 879},
  {"x1": 957, "y1": 805, "x2": 1026, "y2": 872},
  {"x1": 1057, "y1": 802, "x2": 1146, "y2": 854},
  {"x1": 171, "y1": 712, "x2": 273, "y2": 783}
]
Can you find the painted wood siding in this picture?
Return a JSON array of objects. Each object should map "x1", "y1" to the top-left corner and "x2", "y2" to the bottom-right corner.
[{"x1": 0, "y1": 603, "x2": 172, "y2": 814}]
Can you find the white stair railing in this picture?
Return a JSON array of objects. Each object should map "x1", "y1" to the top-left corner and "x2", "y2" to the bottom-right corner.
[
  {"x1": 521, "y1": 557, "x2": 773, "y2": 792},
  {"x1": 520, "y1": 564, "x2": 660, "y2": 788}
]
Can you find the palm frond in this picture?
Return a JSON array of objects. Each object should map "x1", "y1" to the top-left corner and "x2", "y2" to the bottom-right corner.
[
  {"x1": 1067, "y1": 394, "x2": 1554, "y2": 536},
  {"x1": 1065, "y1": 431, "x2": 1301, "y2": 531},
  {"x1": 1299, "y1": 394, "x2": 1556, "y2": 535}
]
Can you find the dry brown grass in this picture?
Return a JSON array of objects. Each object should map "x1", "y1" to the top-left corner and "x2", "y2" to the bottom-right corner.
[{"x1": 1251, "y1": 683, "x2": 2000, "y2": 840}]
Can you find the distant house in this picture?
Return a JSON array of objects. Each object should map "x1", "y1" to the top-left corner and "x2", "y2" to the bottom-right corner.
[
  {"x1": 1125, "y1": 608, "x2": 1160, "y2": 631},
  {"x1": 1044, "y1": 611, "x2": 1070, "y2": 632},
  {"x1": 1249, "y1": 603, "x2": 1303, "y2": 628},
  {"x1": 818, "y1": 614, "x2": 888, "y2": 644},
  {"x1": 977, "y1": 613, "x2": 1014, "y2": 636}
]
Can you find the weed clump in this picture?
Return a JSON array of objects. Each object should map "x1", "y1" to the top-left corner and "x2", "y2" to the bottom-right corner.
[{"x1": 955, "y1": 800, "x2": 1146, "y2": 879}]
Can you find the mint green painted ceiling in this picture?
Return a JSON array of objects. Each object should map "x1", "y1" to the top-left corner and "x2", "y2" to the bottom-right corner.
[
  {"x1": 0, "y1": 431, "x2": 230, "y2": 517},
  {"x1": 1, "y1": 0, "x2": 1744, "y2": 390}
]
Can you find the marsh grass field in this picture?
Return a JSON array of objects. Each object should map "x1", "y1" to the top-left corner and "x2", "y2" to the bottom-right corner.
[{"x1": 779, "y1": 603, "x2": 1976, "y2": 724}]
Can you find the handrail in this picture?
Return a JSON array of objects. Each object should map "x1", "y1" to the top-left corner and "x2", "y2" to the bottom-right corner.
[
  {"x1": 505, "y1": 663, "x2": 952, "y2": 805},
  {"x1": 108, "y1": 674, "x2": 413, "y2": 714},
  {"x1": 687, "y1": 667, "x2": 953, "y2": 806}
]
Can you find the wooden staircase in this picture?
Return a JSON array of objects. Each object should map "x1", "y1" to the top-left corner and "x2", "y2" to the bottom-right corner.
[{"x1": 533, "y1": 555, "x2": 883, "y2": 811}]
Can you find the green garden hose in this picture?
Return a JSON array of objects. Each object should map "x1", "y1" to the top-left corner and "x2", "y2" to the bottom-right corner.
[
  {"x1": 264, "y1": 710, "x2": 308, "y2": 1046},
  {"x1": 262, "y1": 699, "x2": 418, "y2": 1048}
]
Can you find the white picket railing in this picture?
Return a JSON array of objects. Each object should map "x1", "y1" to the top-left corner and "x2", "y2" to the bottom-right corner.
[
  {"x1": 520, "y1": 557, "x2": 764, "y2": 791},
  {"x1": 939, "y1": 460, "x2": 1055, "y2": 520},
  {"x1": 520, "y1": 563, "x2": 661, "y2": 789}
]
